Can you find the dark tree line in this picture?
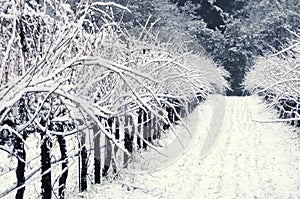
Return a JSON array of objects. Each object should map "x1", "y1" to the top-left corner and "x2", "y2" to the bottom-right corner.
[{"x1": 169, "y1": 0, "x2": 300, "y2": 95}]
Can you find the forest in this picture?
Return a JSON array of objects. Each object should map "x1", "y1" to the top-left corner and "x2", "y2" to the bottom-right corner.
[{"x1": 0, "y1": 0, "x2": 299, "y2": 198}]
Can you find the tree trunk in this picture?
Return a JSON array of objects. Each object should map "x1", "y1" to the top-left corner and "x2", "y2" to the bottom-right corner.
[
  {"x1": 174, "y1": 102, "x2": 181, "y2": 122},
  {"x1": 41, "y1": 134, "x2": 52, "y2": 199},
  {"x1": 142, "y1": 111, "x2": 148, "y2": 150},
  {"x1": 163, "y1": 106, "x2": 171, "y2": 130},
  {"x1": 188, "y1": 101, "x2": 192, "y2": 114},
  {"x1": 57, "y1": 134, "x2": 68, "y2": 199},
  {"x1": 93, "y1": 124, "x2": 101, "y2": 184},
  {"x1": 129, "y1": 116, "x2": 134, "y2": 150},
  {"x1": 15, "y1": 98, "x2": 27, "y2": 199},
  {"x1": 181, "y1": 102, "x2": 187, "y2": 118},
  {"x1": 111, "y1": 118, "x2": 118, "y2": 174},
  {"x1": 137, "y1": 111, "x2": 142, "y2": 149},
  {"x1": 148, "y1": 112, "x2": 153, "y2": 143},
  {"x1": 102, "y1": 136, "x2": 112, "y2": 177},
  {"x1": 124, "y1": 115, "x2": 133, "y2": 167},
  {"x1": 297, "y1": 110, "x2": 300, "y2": 127},
  {"x1": 102, "y1": 119, "x2": 112, "y2": 177},
  {"x1": 169, "y1": 104, "x2": 175, "y2": 123},
  {"x1": 152, "y1": 114, "x2": 157, "y2": 140},
  {"x1": 80, "y1": 134, "x2": 88, "y2": 192},
  {"x1": 15, "y1": 137, "x2": 26, "y2": 199}
]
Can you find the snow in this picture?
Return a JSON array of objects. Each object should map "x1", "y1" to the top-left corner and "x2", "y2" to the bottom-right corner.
[
  {"x1": 68, "y1": 95, "x2": 300, "y2": 198},
  {"x1": 1, "y1": 95, "x2": 299, "y2": 198}
]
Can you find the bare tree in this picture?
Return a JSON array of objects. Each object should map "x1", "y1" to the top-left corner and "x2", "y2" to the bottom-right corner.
[
  {"x1": 244, "y1": 31, "x2": 300, "y2": 125},
  {"x1": 0, "y1": 1, "x2": 229, "y2": 198}
]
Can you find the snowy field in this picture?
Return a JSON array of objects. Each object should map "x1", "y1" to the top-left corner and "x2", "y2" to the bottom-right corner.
[{"x1": 68, "y1": 95, "x2": 300, "y2": 198}]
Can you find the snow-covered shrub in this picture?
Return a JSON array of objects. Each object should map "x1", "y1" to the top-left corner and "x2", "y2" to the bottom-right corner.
[
  {"x1": 244, "y1": 34, "x2": 300, "y2": 125},
  {"x1": 0, "y1": 1, "x2": 228, "y2": 198}
]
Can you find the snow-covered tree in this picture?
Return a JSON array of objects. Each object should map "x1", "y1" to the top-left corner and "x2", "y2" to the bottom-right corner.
[
  {"x1": 244, "y1": 32, "x2": 300, "y2": 126},
  {"x1": 0, "y1": 0, "x2": 228, "y2": 198}
]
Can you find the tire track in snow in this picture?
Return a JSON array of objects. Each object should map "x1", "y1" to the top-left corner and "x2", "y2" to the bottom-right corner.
[
  {"x1": 192, "y1": 96, "x2": 300, "y2": 198},
  {"x1": 199, "y1": 95, "x2": 226, "y2": 158}
]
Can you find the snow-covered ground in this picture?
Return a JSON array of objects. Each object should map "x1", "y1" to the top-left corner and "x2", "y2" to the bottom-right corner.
[{"x1": 71, "y1": 95, "x2": 300, "y2": 198}]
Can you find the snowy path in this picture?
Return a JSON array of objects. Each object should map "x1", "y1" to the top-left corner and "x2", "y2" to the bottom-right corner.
[{"x1": 75, "y1": 95, "x2": 300, "y2": 199}]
